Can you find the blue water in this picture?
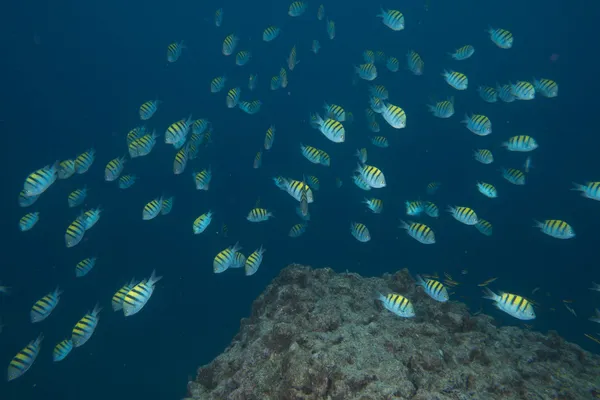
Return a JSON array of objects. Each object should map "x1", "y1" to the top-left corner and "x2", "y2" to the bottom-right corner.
[{"x1": 0, "y1": 0, "x2": 598, "y2": 398}]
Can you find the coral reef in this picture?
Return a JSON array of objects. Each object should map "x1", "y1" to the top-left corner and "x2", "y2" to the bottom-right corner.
[{"x1": 184, "y1": 265, "x2": 600, "y2": 400}]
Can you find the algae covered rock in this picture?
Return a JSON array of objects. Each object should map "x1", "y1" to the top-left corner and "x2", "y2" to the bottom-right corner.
[{"x1": 184, "y1": 264, "x2": 600, "y2": 400}]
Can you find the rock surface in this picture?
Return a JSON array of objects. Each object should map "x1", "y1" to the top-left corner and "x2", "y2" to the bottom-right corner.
[{"x1": 184, "y1": 265, "x2": 600, "y2": 400}]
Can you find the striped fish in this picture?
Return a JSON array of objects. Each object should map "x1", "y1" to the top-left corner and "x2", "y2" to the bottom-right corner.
[
  {"x1": 210, "y1": 76, "x2": 227, "y2": 93},
  {"x1": 442, "y1": 70, "x2": 468, "y2": 90},
  {"x1": 323, "y1": 103, "x2": 346, "y2": 122},
  {"x1": 288, "y1": 1, "x2": 307, "y2": 17},
  {"x1": 71, "y1": 304, "x2": 102, "y2": 347},
  {"x1": 487, "y1": 27, "x2": 513, "y2": 49},
  {"x1": 502, "y1": 135, "x2": 538, "y2": 152},
  {"x1": 118, "y1": 174, "x2": 137, "y2": 189},
  {"x1": 400, "y1": 220, "x2": 435, "y2": 244},
  {"x1": 263, "y1": 26, "x2": 280, "y2": 42},
  {"x1": 427, "y1": 97, "x2": 454, "y2": 118},
  {"x1": 161, "y1": 196, "x2": 174, "y2": 216},
  {"x1": 475, "y1": 219, "x2": 493, "y2": 236},
  {"x1": 447, "y1": 206, "x2": 478, "y2": 225},
  {"x1": 245, "y1": 246, "x2": 266, "y2": 276},
  {"x1": 68, "y1": 187, "x2": 88, "y2": 208},
  {"x1": 122, "y1": 270, "x2": 163, "y2": 316},
  {"x1": 167, "y1": 41, "x2": 185, "y2": 62},
  {"x1": 23, "y1": 162, "x2": 59, "y2": 197},
  {"x1": 289, "y1": 223, "x2": 308, "y2": 238},
  {"x1": 19, "y1": 212, "x2": 39, "y2": 232},
  {"x1": 311, "y1": 114, "x2": 345, "y2": 143},
  {"x1": 510, "y1": 81, "x2": 535, "y2": 100},
  {"x1": 105, "y1": 156, "x2": 126, "y2": 181},
  {"x1": 356, "y1": 164, "x2": 386, "y2": 188},
  {"x1": 112, "y1": 278, "x2": 137, "y2": 311},
  {"x1": 350, "y1": 222, "x2": 371, "y2": 242},
  {"x1": 377, "y1": 293, "x2": 415, "y2": 318},
  {"x1": 214, "y1": 243, "x2": 242, "y2": 273},
  {"x1": 7, "y1": 334, "x2": 43, "y2": 381},
  {"x1": 264, "y1": 126, "x2": 275, "y2": 150},
  {"x1": 75, "y1": 149, "x2": 96, "y2": 174},
  {"x1": 226, "y1": 87, "x2": 241, "y2": 108},
  {"x1": 534, "y1": 219, "x2": 575, "y2": 239},
  {"x1": 377, "y1": 8, "x2": 404, "y2": 30},
  {"x1": 572, "y1": 182, "x2": 600, "y2": 201},
  {"x1": 193, "y1": 211, "x2": 213, "y2": 234},
  {"x1": 65, "y1": 218, "x2": 86, "y2": 248},
  {"x1": 139, "y1": 99, "x2": 161, "y2": 120},
  {"x1": 247, "y1": 208, "x2": 273, "y2": 222},
  {"x1": 355, "y1": 63, "x2": 377, "y2": 81},
  {"x1": 477, "y1": 182, "x2": 498, "y2": 198},
  {"x1": 165, "y1": 116, "x2": 193, "y2": 145},
  {"x1": 462, "y1": 114, "x2": 492, "y2": 136},
  {"x1": 75, "y1": 257, "x2": 97, "y2": 277},
  {"x1": 501, "y1": 168, "x2": 526, "y2": 185},
  {"x1": 58, "y1": 159, "x2": 76, "y2": 179},
  {"x1": 129, "y1": 131, "x2": 158, "y2": 158},
  {"x1": 406, "y1": 50, "x2": 424, "y2": 75},
  {"x1": 79, "y1": 207, "x2": 101, "y2": 230},
  {"x1": 173, "y1": 144, "x2": 190, "y2": 175},
  {"x1": 483, "y1": 289, "x2": 535, "y2": 320},
  {"x1": 382, "y1": 102, "x2": 406, "y2": 129},
  {"x1": 533, "y1": 78, "x2": 558, "y2": 98},
  {"x1": 473, "y1": 149, "x2": 494, "y2": 164},
  {"x1": 143, "y1": 197, "x2": 163, "y2": 220},
  {"x1": 18, "y1": 190, "x2": 39, "y2": 207},
  {"x1": 30, "y1": 286, "x2": 62, "y2": 322},
  {"x1": 415, "y1": 275, "x2": 449, "y2": 302},
  {"x1": 193, "y1": 168, "x2": 212, "y2": 190},
  {"x1": 448, "y1": 45, "x2": 474, "y2": 60},
  {"x1": 477, "y1": 86, "x2": 498, "y2": 103},
  {"x1": 52, "y1": 339, "x2": 73, "y2": 362}
]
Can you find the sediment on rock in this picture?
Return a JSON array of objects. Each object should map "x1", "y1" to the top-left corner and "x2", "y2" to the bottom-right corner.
[{"x1": 184, "y1": 264, "x2": 600, "y2": 400}]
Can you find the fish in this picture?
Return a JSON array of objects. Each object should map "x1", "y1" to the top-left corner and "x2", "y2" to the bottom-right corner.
[
  {"x1": 377, "y1": 8, "x2": 405, "y2": 31},
  {"x1": 363, "y1": 198, "x2": 383, "y2": 214},
  {"x1": 122, "y1": 270, "x2": 162, "y2": 316},
  {"x1": 214, "y1": 243, "x2": 242, "y2": 273},
  {"x1": 442, "y1": 70, "x2": 468, "y2": 90},
  {"x1": 30, "y1": 287, "x2": 62, "y2": 323},
  {"x1": 139, "y1": 99, "x2": 161, "y2": 120},
  {"x1": 473, "y1": 149, "x2": 494, "y2": 164},
  {"x1": 71, "y1": 304, "x2": 102, "y2": 347},
  {"x1": 7, "y1": 334, "x2": 43, "y2": 381},
  {"x1": 487, "y1": 27, "x2": 513, "y2": 49},
  {"x1": 350, "y1": 222, "x2": 371, "y2": 242},
  {"x1": 143, "y1": 197, "x2": 163, "y2": 220},
  {"x1": 289, "y1": 223, "x2": 308, "y2": 238},
  {"x1": 462, "y1": 114, "x2": 491, "y2": 136},
  {"x1": 572, "y1": 182, "x2": 600, "y2": 201},
  {"x1": 112, "y1": 279, "x2": 137, "y2": 311},
  {"x1": 482, "y1": 288, "x2": 535, "y2": 320},
  {"x1": 222, "y1": 34, "x2": 239, "y2": 56},
  {"x1": 475, "y1": 219, "x2": 493, "y2": 236},
  {"x1": 247, "y1": 208, "x2": 273, "y2": 222},
  {"x1": 245, "y1": 246, "x2": 266, "y2": 276},
  {"x1": 501, "y1": 168, "x2": 526, "y2": 185},
  {"x1": 448, "y1": 45, "x2": 475, "y2": 60},
  {"x1": 52, "y1": 339, "x2": 73, "y2": 362},
  {"x1": 193, "y1": 211, "x2": 213, "y2": 234},
  {"x1": 406, "y1": 50, "x2": 424, "y2": 75},
  {"x1": 377, "y1": 293, "x2": 415, "y2": 318},
  {"x1": 399, "y1": 220, "x2": 435, "y2": 244},
  {"x1": 75, "y1": 257, "x2": 97, "y2": 277},
  {"x1": 105, "y1": 156, "x2": 126, "y2": 181},
  {"x1": 502, "y1": 135, "x2": 538, "y2": 152},
  {"x1": 263, "y1": 26, "x2": 280, "y2": 42},
  {"x1": 415, "y1": 275, "x2": 449, "y2": 302},
  {"x1": 533, "y1": 219, "x2": 575, "y2": 239},
  {"x1": 19, "y1": 212, "x2": 39, "y2": 232},
  {"x1": 167, "y1": 41, "x2": 185, "y2": 62},
  {"x1": 68, "y1": 187, "x2": 88, "y2": 208},
  {"x1": 356, "y1": 164, "x2": 386, "y2": 188},
  {"x1": 477, "y1": 182, "x2": 498, "y2": 198},
  {"x1": 65, "y1": 218, "x2": 86, "y2": 248},
  {"x1": 447, "y1": 206, "x2": 478, "y2": 225},
  {"x1": 23, "y1": 162, "x2": 59, "y2": 197}
]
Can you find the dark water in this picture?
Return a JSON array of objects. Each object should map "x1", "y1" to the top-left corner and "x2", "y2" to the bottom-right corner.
[{"x1": 0, "y1": 0, "x2": 598, "y2": 399}]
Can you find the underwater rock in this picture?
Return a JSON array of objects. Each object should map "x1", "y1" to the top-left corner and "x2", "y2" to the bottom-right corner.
[{"x1": 184, "y1": 265, "x2": 600, "y2": 400}]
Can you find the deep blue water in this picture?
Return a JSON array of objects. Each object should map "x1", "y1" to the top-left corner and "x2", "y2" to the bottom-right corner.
[{"x1": 0, "y1": 0, "x2": 598, "y2": 399}]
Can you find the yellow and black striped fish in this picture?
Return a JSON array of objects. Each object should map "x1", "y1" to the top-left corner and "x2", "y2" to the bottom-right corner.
[
  {"x1": 65, "y1": 218, "x2": 86, "y2": 248},
  {"x1": 7, "y1": 334, "x2": 43, "y2": 381},
  {"x1": 122, "y1": 270, "x2": 162, "y2": 316},
  {"x1": 71, "y1": 304, "x2": 102, "y2": 347}
]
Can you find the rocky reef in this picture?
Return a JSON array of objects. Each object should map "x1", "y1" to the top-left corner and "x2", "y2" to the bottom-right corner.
[{"x1": 184, "y1": 265, "x2": 600, "y2": 400}]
